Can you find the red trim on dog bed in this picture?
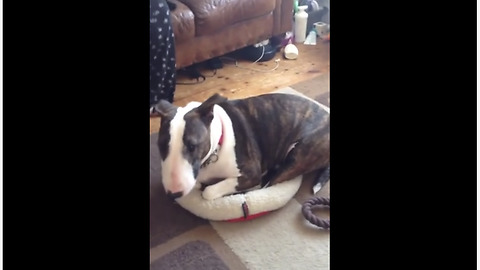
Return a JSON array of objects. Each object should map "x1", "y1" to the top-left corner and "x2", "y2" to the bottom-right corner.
[{"x1": 226, "y1": 211, "x2": 271, "y2": 222}]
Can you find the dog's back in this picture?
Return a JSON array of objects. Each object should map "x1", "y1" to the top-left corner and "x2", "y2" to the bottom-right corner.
[{"x1": 218, "y1": 93, "x2": 330, "y2": 185}]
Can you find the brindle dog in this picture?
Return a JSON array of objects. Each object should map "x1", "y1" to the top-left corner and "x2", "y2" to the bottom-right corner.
[{"x1": 154, "y1": 93, "x2": 330, "y2": 201}]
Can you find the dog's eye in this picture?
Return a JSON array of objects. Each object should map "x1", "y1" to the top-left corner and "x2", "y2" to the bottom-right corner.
[{"x1": 186, "y1": 143, "x2": 195, "y2": 153}]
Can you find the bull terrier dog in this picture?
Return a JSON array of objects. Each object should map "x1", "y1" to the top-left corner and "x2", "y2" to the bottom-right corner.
[{"x1": 153, "y1": 93, "x2": 330, "y2": 201}]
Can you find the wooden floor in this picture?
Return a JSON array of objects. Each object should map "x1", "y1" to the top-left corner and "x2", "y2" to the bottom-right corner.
[{"x1": 150, "y1": 41, "x2": 330, "y2": 134}]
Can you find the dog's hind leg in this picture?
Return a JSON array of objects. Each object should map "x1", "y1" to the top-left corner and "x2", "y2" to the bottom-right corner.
[{"x1": 263, "y1": 137, "x2": 329, "y2": 187}]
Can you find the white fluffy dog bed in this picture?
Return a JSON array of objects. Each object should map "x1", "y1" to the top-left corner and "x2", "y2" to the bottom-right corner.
[{"x1": 176, "y1": 176, "x2": 303, "y2": 222}]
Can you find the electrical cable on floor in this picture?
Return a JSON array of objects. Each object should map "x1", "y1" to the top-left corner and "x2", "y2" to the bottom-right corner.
[
  {"x1": 252, "y1": 45, "x2": 265, "y2": 64},
  {"x1": 220, "y1": 45, "x2": 280, "y2": 72},
  {"x1": 176, "y1": 44, "x2": 279, "y2": 86}
]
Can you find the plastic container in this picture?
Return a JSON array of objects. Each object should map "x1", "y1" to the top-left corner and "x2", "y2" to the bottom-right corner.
[
  {"x1": 284, "y1": 41, "x2": 299, "y2": 59},
  {"x1": 294, "y1": 5, "x2": 308, "y2": 43}
]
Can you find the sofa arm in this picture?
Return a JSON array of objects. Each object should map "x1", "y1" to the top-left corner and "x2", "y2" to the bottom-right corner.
[{"x1": 273, "y1": 0, "x2": 294, "y2": 35}]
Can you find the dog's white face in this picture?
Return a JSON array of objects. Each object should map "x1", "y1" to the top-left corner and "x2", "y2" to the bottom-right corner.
[
  {"x1": 154, "y1": 94, "x2": 227, "y2": 199},
  {"x1": 159, "y1": 101, "x2": 202, "y2": 198}
]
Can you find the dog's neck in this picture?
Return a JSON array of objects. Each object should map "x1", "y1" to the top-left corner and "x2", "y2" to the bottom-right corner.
[{"x1": 200, "y1": 108, "x2": 223, "y2": 167}]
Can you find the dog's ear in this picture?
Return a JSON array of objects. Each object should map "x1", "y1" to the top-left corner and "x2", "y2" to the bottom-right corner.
[
  {"x1": 152, "y1": 99, "x2": 178, "y2": 119},
  {"x1": 196, "y1": 93, "x2": 227, "y2": 124}
]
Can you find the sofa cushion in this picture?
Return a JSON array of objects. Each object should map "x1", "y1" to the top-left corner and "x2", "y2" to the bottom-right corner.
[
  {"x1": 169, "y1": 0, "x2": 195, "y2": 42},
  {"x1": 179, "y1": 0, "x2": 276, "y2": 36}
]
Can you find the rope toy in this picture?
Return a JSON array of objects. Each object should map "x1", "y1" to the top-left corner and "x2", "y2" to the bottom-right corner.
[{"x1": 302, "y1": 196, "x2": 330, "y2": 229}]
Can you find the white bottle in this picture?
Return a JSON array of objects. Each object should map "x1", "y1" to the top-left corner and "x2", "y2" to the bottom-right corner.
[{"x1": 294, "y1": 5, "x2": 308, "y2": 43}]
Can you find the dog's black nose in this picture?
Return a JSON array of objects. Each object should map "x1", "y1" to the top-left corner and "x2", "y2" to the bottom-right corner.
[{"x1": 166, "y1": 191, "x2": 183, "y2": 200}]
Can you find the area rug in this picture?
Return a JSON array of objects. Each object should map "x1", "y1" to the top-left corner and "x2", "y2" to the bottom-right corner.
[{"x1": 150, "y1": 75, "x2": 330, "y2": 270}]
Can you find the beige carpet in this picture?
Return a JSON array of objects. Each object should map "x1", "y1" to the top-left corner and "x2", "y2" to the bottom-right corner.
[{"x1": 150, "y1": 75, "x2": 330, "y2": 270}]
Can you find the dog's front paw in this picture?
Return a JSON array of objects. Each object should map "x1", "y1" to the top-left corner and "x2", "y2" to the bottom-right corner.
[
  {"x1": 202, "y1": 185, "x2": 223, "y2": 200},
  {"x1": 201, "y1": 178, "x2": 239, "y2": 200}
]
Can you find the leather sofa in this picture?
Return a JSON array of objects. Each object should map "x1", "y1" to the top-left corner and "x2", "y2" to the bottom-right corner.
[{"x1": 169, "y1": 0, "x2": 294, "y2": 69}]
